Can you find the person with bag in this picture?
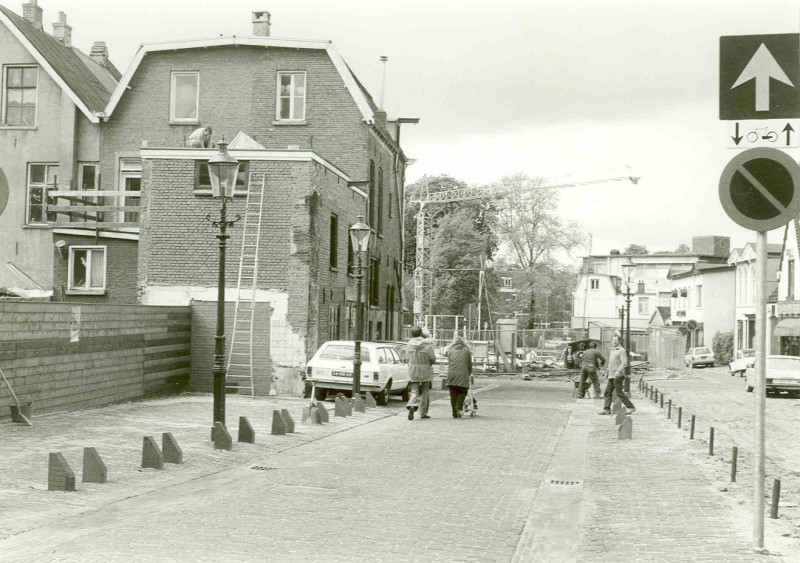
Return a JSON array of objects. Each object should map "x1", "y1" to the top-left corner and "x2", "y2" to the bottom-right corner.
[
  {"x1": 599, "y1": 333, "x2": 635, "y2": 415},
  {"x1": 406, "y1": 326, "x2": 436, "y2": 420},
  {"x1": 445, "y1": 335, "x2": 472, "y2": 418},
  {"x1": 577, "y1": 341, "x2": 605, "y2": 399}
]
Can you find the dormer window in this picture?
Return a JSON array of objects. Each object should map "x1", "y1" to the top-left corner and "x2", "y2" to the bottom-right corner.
[{"x1": 277, "y1": 72, "x2": 306, "y2": 121}]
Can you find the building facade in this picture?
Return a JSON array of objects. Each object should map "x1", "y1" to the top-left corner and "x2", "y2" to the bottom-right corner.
[
  {"x1": 668, "y1": 263, "x2": 735, "y2": 348},
  {"x1": 773, "y1": 219, "x2": 800, "y2": 356}
]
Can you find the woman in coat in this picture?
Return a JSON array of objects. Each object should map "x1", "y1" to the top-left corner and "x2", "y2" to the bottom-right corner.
[{"x1": 446, "y1": 335, "x2": 472, "y2": 418}]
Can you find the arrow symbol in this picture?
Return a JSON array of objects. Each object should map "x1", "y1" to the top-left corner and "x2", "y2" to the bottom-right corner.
[
  {"x1": 731, "y1": 43, "x2": 794, "y2": 111},
  {"x1": 731, "y1": 122, "x2": 743, "y2": 145},
  {"x1": 783, "y1": 122, "x2": 794, "y2": 145}
]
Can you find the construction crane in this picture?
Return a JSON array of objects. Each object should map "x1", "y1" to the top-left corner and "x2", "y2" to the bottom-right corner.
[{"x1": 410, "y1": 168, "x2": 640, "y2": 327}]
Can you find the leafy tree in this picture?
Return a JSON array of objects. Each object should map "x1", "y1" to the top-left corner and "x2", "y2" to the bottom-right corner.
[
  {"x1": 712, "y1": 330, "x2": 733, "y2": 365},
  {"x1": 623, "y1": 244, "x2": 650, "y2": 255},
  {"x1": 675, "y1": 243, "x2": 691, "y2": 253}
]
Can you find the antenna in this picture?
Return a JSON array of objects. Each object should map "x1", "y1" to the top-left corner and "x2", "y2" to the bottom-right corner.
[{"x1": 379, "y1": 55, "x2": 388, "y2": 110}]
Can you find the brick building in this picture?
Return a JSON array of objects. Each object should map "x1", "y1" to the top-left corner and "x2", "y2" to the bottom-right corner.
[
  {"x1": 51, "y1": 13, "x2": 413, "y2": 394},
  {"x1": 0, "y1": 0, "x2": 119, "y2": 294}
]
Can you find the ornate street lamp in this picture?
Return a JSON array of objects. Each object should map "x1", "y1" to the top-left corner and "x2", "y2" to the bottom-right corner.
[
  {"x1": 205, "y1": 141, "x2": 240, "y2": 434},
  {"x1": 349, "y1": 215, "x2": 371, "y2": 397},
  {"x1": 622, "y1": 257, "x2": 635, "y2": 390}
]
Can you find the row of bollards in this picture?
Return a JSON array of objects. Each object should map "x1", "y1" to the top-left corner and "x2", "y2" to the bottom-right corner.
[{"x1": 638, "y1": 379, "x2": 782, "y2": 519}]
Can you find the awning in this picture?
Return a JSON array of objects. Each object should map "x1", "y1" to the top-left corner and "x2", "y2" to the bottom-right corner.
[{"x1": 774, "y1": 318, "x2": 800, "y2": 337}]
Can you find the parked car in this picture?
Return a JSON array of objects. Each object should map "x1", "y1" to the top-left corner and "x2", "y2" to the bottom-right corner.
[
  {"x1": 684, "y1": 346, "x2": 715, "y2": 368},
  {"x1": 305, "y1": 341, "x2": 411, "y2": 405},
  {"x1": 745, "y1": 355, "x2": 800, "y2": 396},
  {"x1": 729, "y1": 348, "x2": 755, "y2": 377}
]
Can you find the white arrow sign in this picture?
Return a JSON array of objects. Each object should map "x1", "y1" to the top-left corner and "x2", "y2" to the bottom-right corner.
[{"x1": 731, "y1": 43, "x2": 794, "y2": 111}]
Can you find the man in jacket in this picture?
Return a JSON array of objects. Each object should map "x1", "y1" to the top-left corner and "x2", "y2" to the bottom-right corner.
[
  {"x1": 578, "y1": 342, "x2": 605, "y2": 399},
  {"x1": 406, "y1": 326, "x2": 437, "y2": 420},
  {"x1": 446, "y1": 335, "x2": 472, "y2": 418},
  {"x1": 599, "y1": 333, "x2": 635, "y2": 415}
]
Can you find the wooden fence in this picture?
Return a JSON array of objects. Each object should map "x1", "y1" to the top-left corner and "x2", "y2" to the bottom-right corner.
[{"x1": 648, "y1": 328, "x2": 688, "y2": 370}]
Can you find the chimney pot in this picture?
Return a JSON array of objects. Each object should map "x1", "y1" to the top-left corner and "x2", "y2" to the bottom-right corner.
[
  {"x1": 90, "y1": 41, "x2": 110, "y2": 67},
  {"x1": 52, "y1": 11, "x2": 72, "y2": 46},
  {"x1": 252, "y1": 11, "x2": 271, "y2": 37},
  {"x1": 22, "y1": 0, "x2": 43, "y2": 30},
  {"x1": 373, "y1": 110, "x2": 387, "y2": 130}
]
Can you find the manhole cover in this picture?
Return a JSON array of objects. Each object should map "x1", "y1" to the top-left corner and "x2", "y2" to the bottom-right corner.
[
  {"x1": 550, "y1": 480, "x2": 581, "y2": 486},
  {"x1": 251, "y1": 466, "x2": 277, "y2": 471}
]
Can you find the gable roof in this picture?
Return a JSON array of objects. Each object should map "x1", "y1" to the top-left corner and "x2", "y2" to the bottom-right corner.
[
  {"x1": 0, "y1": 5, "x2": 116, "y2": 122},
  {"x1": 106, "y1": 36, "x2": 375, "y2": 123}
]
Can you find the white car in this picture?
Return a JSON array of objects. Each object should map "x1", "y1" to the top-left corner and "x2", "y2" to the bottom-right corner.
[
  {"x1": 745, "y1": 355, "x2": 800, "y2": 396},
  {"x1": 729, "y1": 348, "x2": 755, "y2": 377},
  {"x1": 306, "y1": 341, "x2": 411, "y2": 405},
  {"x1": 685, "y1": 346, "x2": 715, "y2": 368}
]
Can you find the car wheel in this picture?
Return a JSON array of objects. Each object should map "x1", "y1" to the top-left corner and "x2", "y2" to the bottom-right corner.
[
  {"x1": 314, "y1": 387, "x2": 328, "y2": 401},
  {"x1": 401, "y1": 383, "x2": 410, "y2": 402},
  {"x1": 376, "y1": 380, "x2": 391, "y2": 406}
]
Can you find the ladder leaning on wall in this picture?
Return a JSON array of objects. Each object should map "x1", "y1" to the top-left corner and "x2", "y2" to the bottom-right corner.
[{"x1": 226, "y1": 173, "x2": 267, "y2": 396}]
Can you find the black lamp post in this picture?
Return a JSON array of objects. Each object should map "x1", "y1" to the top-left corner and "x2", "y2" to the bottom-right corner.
[
  {"x1": 205, "y1": 141, "x2": 240, "y2": 433},
  {"x1": 622, "y1": 257, "x2": 635, "y2": 391},
  {"x1": 349, "y1": 215, "x2": 371, "y2": 397}
]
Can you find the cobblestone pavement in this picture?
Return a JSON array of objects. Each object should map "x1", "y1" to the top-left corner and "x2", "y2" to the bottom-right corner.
[{"x1": 0, "y1": 378, "x2": 793, "y2": 562}]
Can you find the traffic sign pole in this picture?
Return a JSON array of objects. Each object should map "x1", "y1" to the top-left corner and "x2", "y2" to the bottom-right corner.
[{"x1": 754, "y1": 231, "x2": 767, "y2": 549}]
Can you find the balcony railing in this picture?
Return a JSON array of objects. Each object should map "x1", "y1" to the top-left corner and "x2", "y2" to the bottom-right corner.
[{"x1": 48, "y1": 189, "x2": 141, "y2": 229}]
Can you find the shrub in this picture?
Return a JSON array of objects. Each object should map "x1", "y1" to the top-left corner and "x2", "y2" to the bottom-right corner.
[{"x1": 712, "y1": 331, "x2": 734, "y2": 365}]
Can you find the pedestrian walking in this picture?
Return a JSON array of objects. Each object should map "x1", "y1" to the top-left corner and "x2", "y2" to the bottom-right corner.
[
  {"x1": 446, "y1": 335, "x2": 472, "y2": 418},
  {"x1": 577, "y1": 341, "x2": 605, "y2": 399},
  {"x1": 599, "y1": 333, "x2": 635, "y2": 415},
  {"x1": 406, "y1": 326, "x2": 436, "y2": 420}
]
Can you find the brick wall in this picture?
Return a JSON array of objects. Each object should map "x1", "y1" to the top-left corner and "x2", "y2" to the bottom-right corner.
[
  {"x1": 0, "y1": 301, "x2": 191, "y2": 420},
  {"x1": 52, "y1": 234, "x2": 139, "y2": 304}
]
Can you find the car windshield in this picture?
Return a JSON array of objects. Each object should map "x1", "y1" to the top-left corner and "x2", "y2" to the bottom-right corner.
[
  {"x1": 767, "y1": 358, "x2": 800, "y2": 370},
  {"x1": 319, "y1": 344, "x2": 371, "y2": 362},
  {"x1": 695, "y1": 347, "x2": 712, "y2": 355}
]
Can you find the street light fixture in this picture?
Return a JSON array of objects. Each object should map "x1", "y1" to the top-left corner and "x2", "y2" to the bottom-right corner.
[
  {"x1": 205, "y1": 140, "x2": 240, "y2": 435},
  {"x1": 622, "y1": 257, "x2": 635, "y2": 391},
  {"x1": 349, "y1": 215, "x2": 371, "y2": 397}
]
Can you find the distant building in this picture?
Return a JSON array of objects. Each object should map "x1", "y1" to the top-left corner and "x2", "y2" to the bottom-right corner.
[
  {"x1": 667, "y1": 262, "x2": 735, "y2": 348},
  {"x1": 772, "y1": 219, "x2": 800, "y2": 356}
]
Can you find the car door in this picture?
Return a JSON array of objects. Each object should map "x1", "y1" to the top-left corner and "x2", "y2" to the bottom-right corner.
[{"x1": 387, "y1": 346, "x2": 406, "y2": 389}]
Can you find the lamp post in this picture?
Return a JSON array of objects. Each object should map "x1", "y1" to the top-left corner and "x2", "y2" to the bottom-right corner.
[
  {"x1": 622, "y1": 257, "x2": 635, "y2": 393},
  {"x1": 349, "y1": 215, "x2": 371, "y2": 397},
  {"x1": 205, "y1": 141, "x2": 240, "y2": 434}
]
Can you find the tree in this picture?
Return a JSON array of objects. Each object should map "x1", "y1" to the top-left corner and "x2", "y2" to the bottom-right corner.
[
  {"x1": 490, "y1": 173, "x2": 585, "y2": 323},
  {"x1": 623, "y1": 244, "x2": 649, "y2": 255},
  {"x1": 675, "y1": 243, "x2": 691, "y2": 253}
]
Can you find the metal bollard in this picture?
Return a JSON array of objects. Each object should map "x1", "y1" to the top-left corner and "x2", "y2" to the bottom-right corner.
[
  {"x1": 690, "y1": 414, "x2": 696, "y2": 439},
  {"x1": 660, "y1": 393, "x2": 664, "y2": 409},
  {"x1": 668, "y1": 399, "x2": 672, "y2": 419},
  {"x1": 709, "y1": 427, "x2": 714, "y2": 456},
  {"x1": 770, "y1": 479, "x2": 781, "y2": 519},
  {"x1": 731, "y1": 446, "x2": 738, "y2": 482},
  {"x1": 677, "y1": 406, "x2": 682, "y2": 428}
]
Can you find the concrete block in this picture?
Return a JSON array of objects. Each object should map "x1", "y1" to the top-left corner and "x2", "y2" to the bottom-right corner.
[
  {"x1": 238, "y1": 416, "x2": 256, "y2": 443},
  {"x1": 365, "y1": 392, "x2": 377, "y2": 409},
  {"x1": 271, "y1": 410, "x2": 287, "y2": 435},
  {"x1": 353, "y1": 394, "x2": 366, "y2": 413},
  {"x1": 334, "y1": 396, "x2": 347, "y2": 418},
  {"x1": 344, "y1": 398, "x2": 353, "y2": 416},
  {"x1": 618, "y1": 417, "x2": 633, "y2": 440},
  {"x1": 614, "y1": 408, "x2": 627, "y2": 425},
  {"x1": 441, "y1": 378, "x2": 447, "y2": 390},
  {"x1": 611, "y1": 397, "x2": 622, "y2": 415},
  {"x1": 162, "y1": 432, "x2": 183, "y2": 464},
  {"x1": 280, "y1": 409, "x2": 295, "y2": 433},
  {"x1": 316, "y1": 402, "x2": 329, "y2": 423},
  {"x1": 82, "y1": 447, "x2": 107, "y2": 483},
  {"x1": 213, "y1": 422, "x2": 232, "y2": 451},
  {"x1": 48, "y1": 452, "x2": 76, "y2": 491},
  {"x1": 142, "y1": 436, "x2": 164, "y2": 469}
]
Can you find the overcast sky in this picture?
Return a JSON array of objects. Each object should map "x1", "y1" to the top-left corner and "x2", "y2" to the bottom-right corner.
[{"x1": 44, "y1": 0, "x2": 800, "y2": 258}]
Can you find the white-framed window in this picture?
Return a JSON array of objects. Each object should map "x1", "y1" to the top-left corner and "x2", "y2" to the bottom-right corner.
[
  {"x1": 276, "y1": 72, "x2": 306, "y2": 121},
  {"x1": 329, "y1": 305, "x2": 340, "y2": 340},
  {"x1": 118, "y1": 159, "x2": 141, "y2": 223},
  {"x1": 638, "y1": 296, "x2": 650, "y2": 315},
  {"x1": 170, "y1": 71, "x2": 199, "y2": 123},
  {"x1": 502, "y1": 277, "x2": 512, "y2": 287},
  {"x1": 26, "y1": 163, "x2": 58, "y2": 224},
  {"x1": 695, "y1": 285, "x2": 702, "y2": 307},
  {"x1": 77, "y1": 163, "x2": 99, "y2": 222},
  {"x1": 3, "y1": 65, "x2": 37, "y2": 126},
  {"x1": 329, "y1": 213, "x2": 338, "y2": 269},
  {"x1": 589, "y1": 278, "x2": 600, "y2": 290},
  {"x1": 68, "y1": 246, "x2": 106, "y2": 291}
]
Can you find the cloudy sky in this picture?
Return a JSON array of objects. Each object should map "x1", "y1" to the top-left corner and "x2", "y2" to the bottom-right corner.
[{"x1": 45, "y1": 0, "x2": 800, "y2": 258}]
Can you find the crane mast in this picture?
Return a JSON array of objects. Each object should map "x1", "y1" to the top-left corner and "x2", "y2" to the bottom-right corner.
[{"x1": 411, "y1": 169, "x2": 639, "y2": 328}]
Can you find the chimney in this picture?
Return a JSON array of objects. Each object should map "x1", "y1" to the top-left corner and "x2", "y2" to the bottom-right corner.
[
  {"x1": 22, "y1": 0, "x2": 43, "y2": 30},
  {"x1": 252, "y1": 11, "x2": 271, "y2": 36},
  {"x1": 52, "y1": 11, "x2": 72, "y2": 46},
  {"x1": 90, "y1": 41, "x2": 109, "y2": 67},
  {"x1": 373, "y1": 110, "x2": 387, "y2": 130}
]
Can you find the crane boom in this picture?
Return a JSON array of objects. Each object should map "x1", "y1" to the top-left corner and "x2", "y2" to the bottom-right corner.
[{"x1": 412, "y1": 168, "x2": 640, "y2": 328}]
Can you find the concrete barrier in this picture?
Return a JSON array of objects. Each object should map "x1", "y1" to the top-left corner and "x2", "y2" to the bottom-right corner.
[
  {"x1": 334, "y1": 396, "x2": 347, "y2": 418},
  {"x1": 162, "y1": 432, "x2": 183, "y2": 464},
  {"x1": 141, "y1": 436, "x2": 164, "y2": 469},
  {"x1": 82, "y1": 447, "x2": 107, "y2": 483},
  {"x1": 48, "y1": 452, "x2": 76, "y2": 491},
  {"x1": 365, "y1": 392, "x2": 377, "y2": 409},
  {"x1": 213, "y1": 422, "x2": 232, "y2": 451},
  {"x1": 237, "y1": 416, "x2": 255, "y2": 443},
  {"x1": 271, "y1": 410, "x2": 287, "y2": 435},
  {"x1": 280, "y1": 409, "x2": 295, "y2": 433},
  {"x1": 353, "y1": 394, "x2": 366, "y2": 413},
  {"x1": 618, "y1": 418, "x2": 633, "y2": 440},
  {"x1": 316, "y1": 402, "x2": 330, "y2": 423}
]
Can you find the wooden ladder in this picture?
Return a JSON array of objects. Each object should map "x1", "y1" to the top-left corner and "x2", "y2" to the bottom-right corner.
[{"x1": 226, "y1": 173, "x2": 266, "y2": 395}]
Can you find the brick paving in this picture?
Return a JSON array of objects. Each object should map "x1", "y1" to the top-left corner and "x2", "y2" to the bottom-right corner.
[{"x1": 0, "y1": 379, "x2": 794, "y2": 562}]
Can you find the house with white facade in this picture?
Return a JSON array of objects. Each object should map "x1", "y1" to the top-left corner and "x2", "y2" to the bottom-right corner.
[
  {"x1": 668, "y1": 262, "x2": 735, "y2": 348},
  {"x1": 727, "y1": 243, "x2": 781, "y2": 352},
  {"x1": 772, "y1": 219, "x2": 800, "y2": 356}
]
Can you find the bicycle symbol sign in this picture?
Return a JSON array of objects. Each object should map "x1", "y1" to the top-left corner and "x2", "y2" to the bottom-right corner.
[{"x1": 727, "y1": 120, "x2": 798, "y2": 149}]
